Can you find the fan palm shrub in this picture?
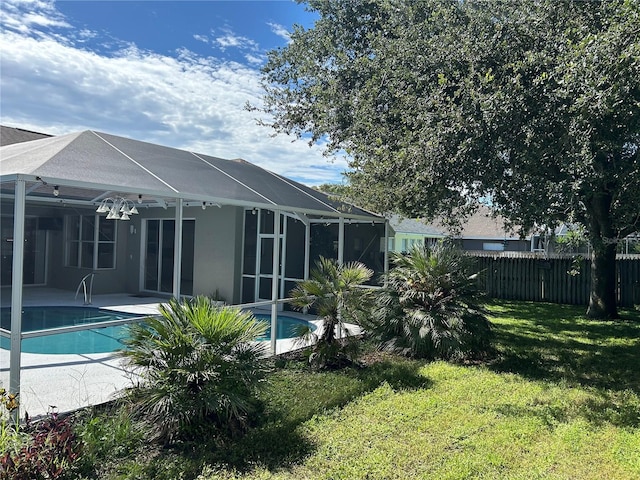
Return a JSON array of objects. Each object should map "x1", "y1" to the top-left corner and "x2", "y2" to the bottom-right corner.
[
  {"x1": 290, "y1": 257, "x2": 373, "y2": 369},
  {"x1": 119, "y1": 296, "x2": 268, "y2": 444},
  {"x1": 365, "y1": 242, "x2": 492, "y2": 360}
]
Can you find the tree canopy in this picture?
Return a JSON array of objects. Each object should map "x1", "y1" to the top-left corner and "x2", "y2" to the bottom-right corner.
[{"x1": 260, "y1": 0, "x2": 640, "y2": 318}]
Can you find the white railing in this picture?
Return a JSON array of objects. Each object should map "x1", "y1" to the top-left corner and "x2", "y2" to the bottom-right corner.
[
  {"x1": 0, "y1": 315, "x2": 148, "y2": 341},
  {"x1": 74, "y1": 272, "x2": 97, "y2": 305}
]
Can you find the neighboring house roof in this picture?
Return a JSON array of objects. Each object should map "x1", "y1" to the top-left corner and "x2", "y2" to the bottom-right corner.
[
  {"x1": 446, "y1": 205, "x2": 525, "y2": 240},
  {"x1": 0, "y1": 128, "x2": 380, "y2": 220},
  {"x1": 1, "y1": 125, "x2": 52, "y2": 146},
  {"x1": 388, "y1": 215, "x2": 446, "y2": 236},
  {"x1": 389, "y1": 205, "x2": 528, "y2": 240}
]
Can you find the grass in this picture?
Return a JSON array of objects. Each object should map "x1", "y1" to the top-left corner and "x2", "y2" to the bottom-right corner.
[{"x1": 71, "y1": 301, "x2": 640, "y2": 479}]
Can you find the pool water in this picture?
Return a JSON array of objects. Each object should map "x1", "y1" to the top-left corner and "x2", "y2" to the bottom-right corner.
[
  {"x1": 253, "y1": 313, "x2": 317, "y2": 342},
  {"x1": 0, "y1": 307, "x2": 315, "y2": 355},
  {"x1": 0, "y1": 307, "x2": 140, "y2": 355}
]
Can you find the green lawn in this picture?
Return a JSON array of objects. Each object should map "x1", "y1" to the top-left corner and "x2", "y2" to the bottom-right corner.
[{"x1": 77, "y1": 302, "x2": 640, "y2": 479}]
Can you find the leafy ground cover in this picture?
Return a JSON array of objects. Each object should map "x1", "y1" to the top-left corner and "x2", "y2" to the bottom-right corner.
[{"x1": 66, "y1": 302, "x2": 640, "y2": 479}]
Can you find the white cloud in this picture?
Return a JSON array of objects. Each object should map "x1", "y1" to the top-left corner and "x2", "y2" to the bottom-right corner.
[
  {"x1": 267, "y1": 22, "x2": 291, "y2": 42},
  {"x1": 0, "y1": 0, "x2": 69, "y2": 34},
  {"x1": 0, "y1": 2, "x2": 344, "y2": 185},
  {"x1": 214, "y1": 30, "x2": 258, "y2": 52},
  {"x1": 244, "y1": 53, "x2": 264, "y2": 65},
  {"x1": 193, "y1": 34, "x2": 209, "y2": 44}
]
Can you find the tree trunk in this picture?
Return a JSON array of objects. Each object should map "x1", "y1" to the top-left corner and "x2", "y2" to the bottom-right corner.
[
  {"x1": 585, "y1": 187, "x2": 619, "y2": 320},
  {"x1": 586, "y1": 242, "x2": 618, "y2": 319}
]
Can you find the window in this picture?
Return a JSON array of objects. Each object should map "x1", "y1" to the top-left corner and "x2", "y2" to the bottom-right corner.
[
  {"x1": 66, "y1": 215, "x2": 116, "y2": 269},
  {"x1": 425, "y1": 237, "x2": 439, "y2": 248},
  {"x1": 483, "y1": 242, "x2": 505, "y2": 251}
]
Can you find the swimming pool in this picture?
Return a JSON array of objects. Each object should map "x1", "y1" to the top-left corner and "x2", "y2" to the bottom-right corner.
[
  {"x1": 0, "y1": 307, "x2": 315, "y2": 355},
  {"x1": 0, "y1": 307, "x2": 140, "y2": 355},
  {"x1": 253, "y1": 313, "x2": 317, "y2": 342}
]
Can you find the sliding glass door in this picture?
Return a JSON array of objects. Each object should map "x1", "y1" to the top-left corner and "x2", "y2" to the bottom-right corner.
[
  {"x1": 1, "y1": 216, "x2": 47, "y2": 287},
  {"x1": 144, "y1": 219, "x2": 195, "y2": 295}
]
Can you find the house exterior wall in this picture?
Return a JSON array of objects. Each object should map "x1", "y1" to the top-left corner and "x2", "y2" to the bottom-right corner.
[
  {"x1": 4, "y1": 196, "x2": 382, "y2": 305},
  {"x1": 190, "y1": 205, "x2": 243, "y2": 304},
  {"x1": 2, "y1": 199, "x2": 245, "y2": 301},
  {"x1": 0, "y1": 201, "x2": 132, "y2": 294},
  {"x1": 388, "y1": 231, "x2": 531, "y2": 253},
  {"x1": 389, "y1": 233, "x2": 443, "y2": 253},
  {"x1": 48, "y1": 205, "x2": 131, "y2": 295},
  {"x1": 127, "y1": 205, "x2": 243, "y2": 303},
  {"x1": 461, "y1": 238, "x2": 531, "y2": 252}
]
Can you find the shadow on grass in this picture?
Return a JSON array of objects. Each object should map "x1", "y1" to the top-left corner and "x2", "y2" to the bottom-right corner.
[
  {"x1": 487, "y1": 301, "x2": 640, "y2": 394},
  {"x1": 87, "y1": 351, "x2": 432, "y2": 479},
  {"x1": 492, "y1": 387, "x2": 640, "y2": 430},
  {"x1": 201, "y1": 354, "x2": 431, "y2": 473}
]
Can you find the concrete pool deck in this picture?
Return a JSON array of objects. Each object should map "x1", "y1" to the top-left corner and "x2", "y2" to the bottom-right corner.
[{"x1": 0, "y1": 288, "x2": 324, "y2": 419}]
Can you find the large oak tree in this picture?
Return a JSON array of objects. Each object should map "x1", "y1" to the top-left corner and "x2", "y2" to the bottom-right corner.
[{"x1": 259, "y1": 0, "x2": 640, "y2": 319}]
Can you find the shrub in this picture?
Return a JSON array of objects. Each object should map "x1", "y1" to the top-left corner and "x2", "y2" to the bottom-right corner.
[
  {"x1": 0, "y1": 410, "x2": 80, "y2": 480},
  {"x1": 365, "y1": 242, "x2": 492, "y2": 360},
  {"x1": 119, "y1": 296, "x2": 268, "y2": 444},
  {"x1": 290, "y1": 257, "x2": 373, "y2": 369},
  {"x1": 72, "y1": 401, "x2": 144, "y2": 477},
  {"x1": 0, "y1": 390, "x2": 29, "y2": 479}
]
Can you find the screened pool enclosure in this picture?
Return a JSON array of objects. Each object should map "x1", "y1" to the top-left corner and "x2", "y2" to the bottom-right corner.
[{"x1": 0, "y1": 127, "x2": 389, "y2": 407}]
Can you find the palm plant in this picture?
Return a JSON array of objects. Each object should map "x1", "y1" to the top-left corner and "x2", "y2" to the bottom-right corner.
[
  {"x1": 365, "y1": 242, "x2": 492, "y2": 360},
  {"x1": 290, "y1": 257, "x2": 373, "y2": 368},
  {"x1": 118, "y1": 296, "x2": 268, "y2": 443}
]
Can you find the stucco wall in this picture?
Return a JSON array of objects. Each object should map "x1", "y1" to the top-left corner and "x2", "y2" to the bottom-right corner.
[
  {"x1": 48, "y1": 206, "x2": 131, "y2": 295},
  {"x1": 1, "y1": 201, "x2": 132, "y2": 294},
  {"x1": 190, "y1": 205, "x2": 242, "y2": 303},
  {"x1": 2, "y1": 200, "x2": 244, "y2": 300},
  {"x1": 127, "y1": 205, "x2": 243, "y2": 303}
]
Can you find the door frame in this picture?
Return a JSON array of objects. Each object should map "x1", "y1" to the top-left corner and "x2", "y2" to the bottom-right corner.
[{"x1": 140, "y1": 217, "x2": 195, "y2": 295}]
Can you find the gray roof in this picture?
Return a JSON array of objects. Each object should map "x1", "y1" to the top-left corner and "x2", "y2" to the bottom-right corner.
[
  {"x1": 1, "y1": 125, "x2": 51, "y2": 146},
  {"x1": 388, "y1": 215, "x2": 446, "y2": 236},
  {"x1": 0, "y1": 129, "x2": 381, "y2": 220},
  {"x1": 449, "y1": 205, "x2": 524, "y2": 239},
  {"x1": 389, "y1": 206, "x2": 528, "y2": 240}
]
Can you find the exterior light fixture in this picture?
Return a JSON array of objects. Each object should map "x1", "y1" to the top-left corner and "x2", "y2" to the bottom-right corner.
[
  {"x1": 53, "y1": 186, "x2": 59, "y2": 197},
  {"x1": 202, "y1": 202, "x2": 206, "y2": 210},
  {"x1": 137, "y1": 194, "x2": 142, "y2": 204},
  {"x1": 96, "y1": 197, "x2": 139, "y2": 221}
]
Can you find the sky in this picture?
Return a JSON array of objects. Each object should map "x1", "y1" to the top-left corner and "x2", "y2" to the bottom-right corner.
[{"x1": 0, "y1": 0, "x2": 345, "y2": 186}]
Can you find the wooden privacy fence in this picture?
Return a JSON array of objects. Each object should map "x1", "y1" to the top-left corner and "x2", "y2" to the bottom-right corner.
[{"x1": 469, "y1": 252, "x2": 640, "y2": 307}]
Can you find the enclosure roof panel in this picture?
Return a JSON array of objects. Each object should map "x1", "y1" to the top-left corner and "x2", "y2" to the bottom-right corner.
[{"x1": 0, "y1": 129, "x2": 381, "y2": 219}]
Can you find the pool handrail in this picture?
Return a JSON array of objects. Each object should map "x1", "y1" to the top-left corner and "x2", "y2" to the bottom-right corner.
[{"x1": 74, "y1": 272, "x2": 97, "y2": 305}]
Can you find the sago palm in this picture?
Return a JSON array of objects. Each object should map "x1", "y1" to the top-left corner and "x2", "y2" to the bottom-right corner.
[
  {"x1": 119, "y1": 296, "x2": 268, "y2": 443},
  {"x1": 290, "y1": 257, "x2": 373, "y2": 368},
  {"x1": 365, "y1": 242, "x2": 492, "y2": 360}
]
